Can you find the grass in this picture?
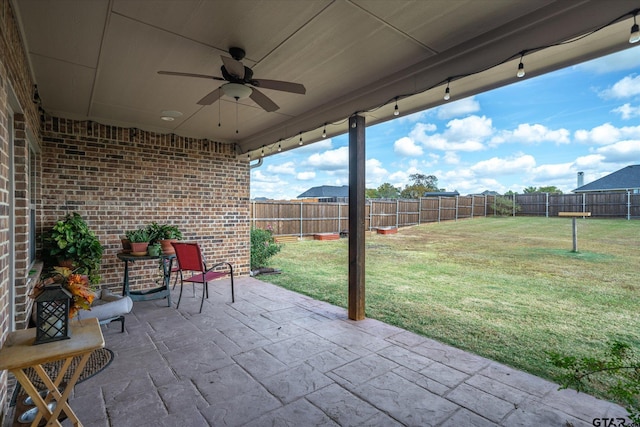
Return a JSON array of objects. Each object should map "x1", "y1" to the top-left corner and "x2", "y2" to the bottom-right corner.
[{"x1": 259, "y1": 217, "x2": 640, "y2": 401}]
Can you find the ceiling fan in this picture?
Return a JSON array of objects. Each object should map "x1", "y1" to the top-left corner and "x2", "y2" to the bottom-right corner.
[{"x1": 158, "y1": 47, "x2": 306, "y2": 112}]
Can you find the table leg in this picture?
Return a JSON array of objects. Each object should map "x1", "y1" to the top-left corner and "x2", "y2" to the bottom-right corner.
[{"x1": 122, "y1": 259, "x2": 130, "y2": 297}]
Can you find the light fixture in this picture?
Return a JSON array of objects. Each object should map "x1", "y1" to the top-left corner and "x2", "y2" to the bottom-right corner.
[
  {"x1": 221, "y1": 83, "x2": 252, "y2": 99},
  {"x1": 299, "y1": 133, "x2": 303, "y2": 146},
  {"x1": 322, "y1": 124, "x2": 327, "y2": 138},
  {"x1": 161, "y1": 110, "x2": 183, "y2": 122},
  {"x1": 517, "y1": 55, "x2": 526, "y2": 78},
  {"x1": 278, "y1": 140, "x2": 282, "y2": 152},
  {"x1": 630, "y1": 11, "x2": 640, "y2": 43},
  {"x1": 394, "y1": 98, "x2": 400, "y2": 116},
  {"x1": 444, "y1": 81, "x2": 451, "y2": 101},
  {"x1": 261, "y1": 146, "x2": 265, "y2": 157}
]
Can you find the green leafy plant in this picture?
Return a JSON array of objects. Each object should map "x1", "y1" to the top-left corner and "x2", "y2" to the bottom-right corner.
[
  {"x1": 147, "y1": 222, "x2": 182, "y2": 244},
  {"x1": 42, "y1": 212, "x2": 103, "y2": 285},
  {"x1": 125, "y1": 228, "x2": 151, "y2": 243},
  {"x1": 493, "y1": 196, "x2": 521, "y2": 216},
  {"x1": 250, "y1": 226, "x2": 282, "y2": 270},
  {"x1": 547, "y1": 341, "x2": 640, "y2": 423}
]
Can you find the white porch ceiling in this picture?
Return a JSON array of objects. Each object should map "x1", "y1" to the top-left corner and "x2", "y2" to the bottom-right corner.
[{"x1": 12, "y1": 0, "x2": 640, "y2": 159}]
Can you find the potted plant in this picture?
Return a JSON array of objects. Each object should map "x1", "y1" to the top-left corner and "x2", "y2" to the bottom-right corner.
[
  {"x1": 42, "y1": 212, "x2": 104, "y2": 285},
  {"x1": 147, "y1": 242, "x2": 161, "y2": 257},
  {"x1": 148, "y1": 223, "x2": 183, "y2": 254},
  {"x1": 125, "y1": 228, "x2": 151, "y2": 255}
]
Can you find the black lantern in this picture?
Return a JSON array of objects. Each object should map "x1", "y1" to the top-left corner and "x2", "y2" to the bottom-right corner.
[{"x1": 34, "y1": 285, "x2": 72, "y2": 345}]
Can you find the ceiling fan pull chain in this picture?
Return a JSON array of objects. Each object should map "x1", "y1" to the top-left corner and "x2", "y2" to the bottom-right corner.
[{"x1": 235, "y1": 98, "x2": 239, "y2": 134}]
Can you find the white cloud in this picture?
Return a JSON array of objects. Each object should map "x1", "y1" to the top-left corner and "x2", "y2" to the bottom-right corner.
[
  {"x1": 443, "y1": 152, "x2": 460, "y2": 164},
  {"x1": 366, "y1": 158, "x2": 389, "y2": 187},
  {"x1": 394, "y1": 136, "x2": 423, "y2": 156},
  {"x1": 397, "y1": 110, "x2": 430, "y2": 123},
  {"x1": 266, "y1": 161, "x2": 296, "y2": 175},
  {"x1": 436, "y1": 97, "x2": 481, "y2": 120},
  {"x1": 296, "y1": 171, "x2": 316, "y2": 180},
  {"x1": 252, "y1": 170, "x2": 281, "y2": 183},
  {"x1": 574, "y1": 154, "x2": 605, "y2": 169},
  {"x1": 594, "y1": 140, "x2": 640, "y2": 162},
  {"x1": 612, "y1": 103, "x2": 640, "y2": 120},
  {"x1": 409, "y1": 115, "x2": 491, "y2": 152},
  {"x1": 574, "y1": 123, "x2": 640, "y2": 145},
  {"x1": 306, "y1": 146, "x2": 348, "y2": 170},
  {"x1": 532, "y1": 162, "x2": 574, "y2": 179},
  {"x1": 470, "y1": 154, "x2": 536, "y2": 177},
  {"x1": 598, "y1": 74, "x2": 640, "y2": 99}
]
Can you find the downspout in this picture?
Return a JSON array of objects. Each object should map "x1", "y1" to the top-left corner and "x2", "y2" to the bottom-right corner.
[{"x1": 250, "y1": 158, "x2": 263, "y2": 169}]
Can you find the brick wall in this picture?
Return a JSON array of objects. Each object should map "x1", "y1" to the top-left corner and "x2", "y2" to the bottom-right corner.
[
  {"x1": 39, "y1": 117, "x2": 251, "y2": 293},
  {"x1": 0, "y1": 0, "x2": 42, "y2": 420}
]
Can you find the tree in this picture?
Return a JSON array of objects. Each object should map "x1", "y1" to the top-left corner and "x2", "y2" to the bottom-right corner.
[
  {"x1": 523, "y1": 186, "x2": 538, "y2": 193},
  {"x1": 365, "y1": 188, "x2": 379, "y2": 199},
  {"x1": 376, "y1": 183, "x2": 400, "y2": 199},
  {"x1": 400, "y1": 174, "x2": 439, "y2": 199},
  {"x1": 538, "y1": 186, "x2": 563, "y2": 194}
]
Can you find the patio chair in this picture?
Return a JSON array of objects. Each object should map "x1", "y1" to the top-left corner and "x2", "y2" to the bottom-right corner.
[{"x1": 171, "y1": 242, "x2": 234, "y2": 313}]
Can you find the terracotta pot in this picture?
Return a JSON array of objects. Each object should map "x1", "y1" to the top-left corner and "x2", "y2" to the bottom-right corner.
[
  {"x1": 160, "y1": 239, "x2": 177, "y2": 255},
  {"x1": 121, "y1": 238, "x2": 131, "y2": 253},
  {"x1": 129, "y1": 242, "x2": 149, "y2": 255}
]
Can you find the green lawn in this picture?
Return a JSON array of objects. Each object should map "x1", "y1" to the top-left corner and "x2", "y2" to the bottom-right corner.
[{"x1": 259, "y1": 217, "x2": 640, "y2": 400}]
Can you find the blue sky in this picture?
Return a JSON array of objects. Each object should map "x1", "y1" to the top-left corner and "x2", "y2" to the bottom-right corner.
[{"x1": 251, "y1": 45, "x2": 640, "y2": 200}]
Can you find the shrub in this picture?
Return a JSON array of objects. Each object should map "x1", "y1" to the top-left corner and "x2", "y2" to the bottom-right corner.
[
  {"x1": 547, "y1": 341, "x2": 640, "y2": 423},
  {"x1": 493, "y1": 196, "x2": 521, "y2": 216},
  {"x1": 250, "y1": 227, "x2": 282, "y2": 270}
]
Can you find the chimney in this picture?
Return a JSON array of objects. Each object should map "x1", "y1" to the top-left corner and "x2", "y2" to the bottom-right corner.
[{"x1": 577, "y1": 171, "x2": 584, "y2": 188}]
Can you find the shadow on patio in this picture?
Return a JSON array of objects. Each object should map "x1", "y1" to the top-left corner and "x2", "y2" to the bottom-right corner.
[{"x1": 67, "y1": 277, "x2": 627, "y2": 426}]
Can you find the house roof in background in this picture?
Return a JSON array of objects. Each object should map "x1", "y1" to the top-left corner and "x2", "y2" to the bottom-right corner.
[
  {"x1": 298, "y1": 185, "x2": 349, "y2": 199},
  {"x1": 12, "y1": 0, "x2": 639, "y2": 159},
  {"x1": 573, "y1": 165, "x2": 640, "y2": 193}
]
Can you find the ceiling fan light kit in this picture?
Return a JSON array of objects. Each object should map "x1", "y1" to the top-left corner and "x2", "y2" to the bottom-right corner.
[{"x1": 222, "y1": 83, "x2": 252, "y2": 99}]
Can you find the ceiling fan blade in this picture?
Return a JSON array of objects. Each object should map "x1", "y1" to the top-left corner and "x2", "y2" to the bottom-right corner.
[
  {"x1": 252, "y1": 79, "x2": 306, "y2": 94},
  {"x1": 158, "y1": 71, "x2": 225, "y2": 81},
  {"x1": 249, "y1": 88, "x2": 279, "y2": 112},
  {"x1": 197, "y1": 87, "x2": 223, "y2": 105},
  {"x1": 221, "y1": 56, "x2": 245, "y2": 80}
]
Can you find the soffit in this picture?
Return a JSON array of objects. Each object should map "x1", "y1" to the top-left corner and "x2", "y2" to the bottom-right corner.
[{"x1": 12, "y1": 0, "x2": 640, "y2": 158}]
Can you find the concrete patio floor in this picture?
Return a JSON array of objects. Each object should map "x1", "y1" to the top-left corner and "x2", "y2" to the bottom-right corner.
[{"x1": 66, "y1": 277, "x2": 628, "y2": 426}]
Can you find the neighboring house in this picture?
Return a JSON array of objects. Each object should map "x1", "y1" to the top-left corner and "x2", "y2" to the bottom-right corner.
[
  {"x1": 423, "y1": 191, "x2": 460, "y2": 197},
  {"x1": 573, "y1": 165, "x2": 640, "y2": 193},
  {"x1": 297, "y1": 185, "x2": 349, "y2": 203}
]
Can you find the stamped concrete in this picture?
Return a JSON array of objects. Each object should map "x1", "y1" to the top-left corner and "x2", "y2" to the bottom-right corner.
[{"x1": 66, "y1": 277, "x2": 629, "y2": 426}]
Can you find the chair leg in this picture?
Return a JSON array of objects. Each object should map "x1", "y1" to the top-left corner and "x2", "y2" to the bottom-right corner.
[
  {"x1": 199, "y1": 280, "x2": 206, "y2": 313},
  {"x1": 229, "y1": 264, "x2": 235, "y2": 303},
  {"x1": 176, "y1": 272, "x2": 185, "y2": 309},
  {"x1": 118, "y1": 315, "x2": 125, "y2": 333}
]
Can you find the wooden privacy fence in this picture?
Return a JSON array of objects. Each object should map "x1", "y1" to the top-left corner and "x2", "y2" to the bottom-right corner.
[{"x1": 252, "y1": 191, "x2": 639, "y2": 238}]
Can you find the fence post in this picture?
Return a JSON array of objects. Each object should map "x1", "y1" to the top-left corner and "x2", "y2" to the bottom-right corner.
[
  {"x1": 396, "y1": 199, "x2": 399, "y2": 228},
  {"x1": 628, "y1": 190, "x2": 631, "y2": 220},
  {"x1": 300, "y1": 202, "x2": 303, "y2": 239},
  {"x1": 545, "y1": 192, "x2": 549, "y2": 218},
  {"x1": 438, "y1": 197, "x2": 441, "y2": 222},
  {"x1": 455, "y1": 196, "x2": 459, "y2": 221},
  {"x1": 583, "y1": 193, "x2": 586, "y2": 214},
  {"x1": 513, "y1": 194, "x2": 516, "y2": 217},
  {"x1": 369, "y1": 200, "x2": 373, "y2": 231},
  {"x1": 338, "y1": 203, "x2": 341, "y2": 233},
  {"x1": 471, "y1": 195, "x2": 475, "y2": 218},
  {"x1": 418, "y1": 197, "x2": 422, "y2": 224}
]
